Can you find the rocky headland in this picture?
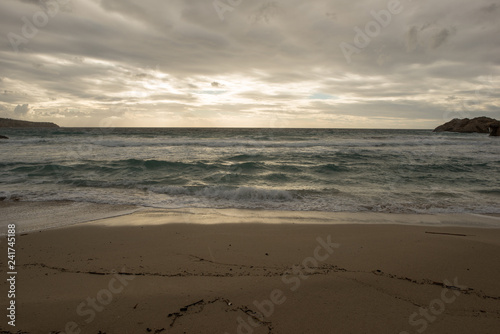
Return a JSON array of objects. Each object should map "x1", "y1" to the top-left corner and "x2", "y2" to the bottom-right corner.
[
  {"x1": 0, "y1": 117, "x2": 59, "y2": 128},
  {"x1": 433, "y1": 117, "x2": 500, "y2": 136}
]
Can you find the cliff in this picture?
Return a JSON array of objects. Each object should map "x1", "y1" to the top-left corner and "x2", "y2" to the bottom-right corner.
[
  {"x1": 0, "y1": 117, "x2": 59, "y2": 128},
  {"x1": 433, "y1": 117, "x2": 500, "y2": 136}
]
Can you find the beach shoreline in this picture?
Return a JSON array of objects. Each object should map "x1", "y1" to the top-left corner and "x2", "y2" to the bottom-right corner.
[
  {"x1": 1, "y1": 203, "x2": 500, "y2": 333},
  {"x1": 1, "y1": 201, "x2": 500, "y2": 235}
]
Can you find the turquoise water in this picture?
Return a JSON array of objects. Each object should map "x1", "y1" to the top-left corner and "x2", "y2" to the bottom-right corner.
[{"x1": 0, "y1": 128, "x2": 499, "y2": 213}]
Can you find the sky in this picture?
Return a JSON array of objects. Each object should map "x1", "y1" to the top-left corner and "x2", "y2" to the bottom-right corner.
[{"x1": 0, "y1": 0, "x2": 499, "y2": 128}]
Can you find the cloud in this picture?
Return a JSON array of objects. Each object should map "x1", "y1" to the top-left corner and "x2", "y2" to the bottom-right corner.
[
  {"x1": 430, "y1": 27, "x2": 454, "y2": 49},
  {"x1": 0, "y1": 0, "x2": 498, "y2": 127},
  {"x1": 481, "y1": 3, "x2": 499, "y2": 12},
  {"x1": 406, "y1": 26, "x2": 419, "y2": 52},
  {"x1": 250, "y1": 1, "x2": 281, "y2": 23},
  {"x1": 14, "y1": 103, "x2": 29, "y2": 115}
]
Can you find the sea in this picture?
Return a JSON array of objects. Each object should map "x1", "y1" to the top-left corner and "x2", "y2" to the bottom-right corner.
[{"x1": 0, "y1": 128, "x2": 499, "y2": 214}]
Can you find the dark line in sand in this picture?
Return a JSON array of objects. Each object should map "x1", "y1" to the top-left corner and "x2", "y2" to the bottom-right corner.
[
  {"x1": 425, "y1": 231, "x2": 470, "y2": 237},
  {"x1": 167, "y1": 297, "x2": 274, "y2": 333},
  {"x1": 22, "y1": 262, "x2": 345, "y2": 278},
  {"x1": 22, "y1": 261, "x2": 500, "y2": 302},
  {"x1": 372, "y1": 270, "x2": 500, "y2": 301}
]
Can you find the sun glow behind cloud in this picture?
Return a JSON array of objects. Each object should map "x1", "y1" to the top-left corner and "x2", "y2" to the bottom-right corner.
[{"x1": 0, "y1": 0, "x2": 499, "y2": 128}]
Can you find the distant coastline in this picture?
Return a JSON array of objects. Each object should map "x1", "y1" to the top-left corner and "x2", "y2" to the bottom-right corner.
[{"x1": 0, "y1": 117, "x2": 59, "y2": 128}]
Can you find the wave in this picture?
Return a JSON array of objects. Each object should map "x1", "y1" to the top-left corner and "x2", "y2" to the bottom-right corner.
[
  {"x1": 5, "y1": 136, "x2": 498, "y2": 154},
  {"x1": 7, "y1": 186, "x2": 500, "y2": 215},
  {"x1": 312, "y1": 164, "x2": 349, "y2": 173},
  {"x1": 95, "y1": 139, "x2": 340, "y2": 148},
  {"x1": 198, "y1": 186, "x2": 293, "y2": 201},
  {"x1": 150, "y1": 186, "x2": 293, "y2": 201},
  {"x1": 473, "y1": 189, "x2": 500, "y2": 195},
  {"x1": 202, "y1": 172, "x2": 251, "y2": 184},
  {"x1": 1, "y1": 159, "x2": 285, "y2": 178},
  {"x1": 116, "y1": 159, "x2": 219, "y2": 171},
  {"x1": 263, "y1": 173, "x2": 290, "y2": 182},
  {"x1": 3, "y1": 128, "x2": 500, "y2": 217},
  {"x1": 226, "y1": 154, "x2": 270, "y2": 161}
]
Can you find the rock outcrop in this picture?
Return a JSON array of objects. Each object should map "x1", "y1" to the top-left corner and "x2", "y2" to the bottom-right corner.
[
  {"x1": 433, "y1": 117, "x2": 500, "y2": 136},
  {"x1": 0, "y1": 117, "x2": 59, "y2": 128},
  {"x1": 489, "y1": 123, "x2": 500, "y2": 136}
]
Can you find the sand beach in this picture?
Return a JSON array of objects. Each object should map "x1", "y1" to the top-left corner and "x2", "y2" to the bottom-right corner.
[{"x1": 1, "y1": 202, "x2": 499, "y2": 333}]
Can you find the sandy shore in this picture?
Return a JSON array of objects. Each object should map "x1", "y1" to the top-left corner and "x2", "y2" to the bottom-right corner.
[{"x1": 1, "y1": 203, "x2": 500, "y2": 333}]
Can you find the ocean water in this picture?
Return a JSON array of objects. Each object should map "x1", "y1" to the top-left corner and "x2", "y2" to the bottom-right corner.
[{"x1": 0, "y1": 128, "x2": 499, "y2": 214}]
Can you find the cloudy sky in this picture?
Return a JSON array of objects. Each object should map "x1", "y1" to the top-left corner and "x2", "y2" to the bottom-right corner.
[{"x1": 0, "y1": 0, "x2": 499, "y2": 128}]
